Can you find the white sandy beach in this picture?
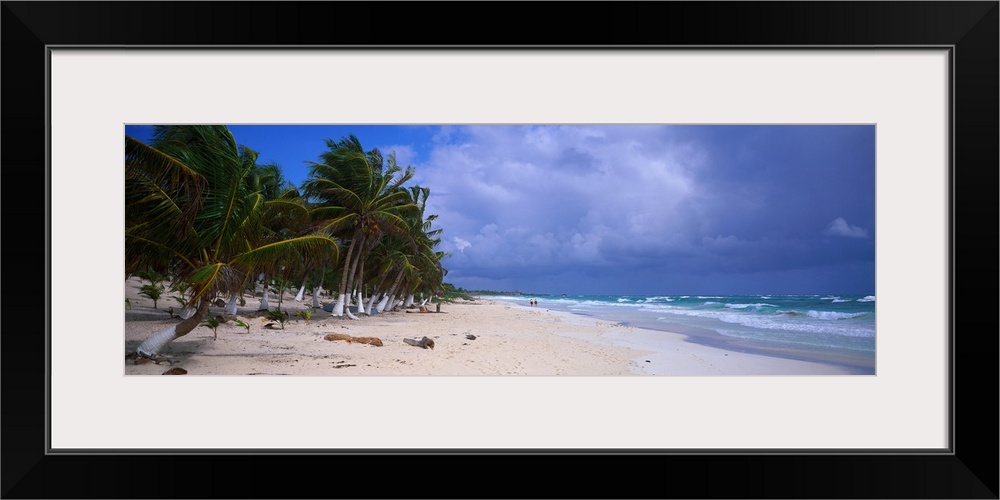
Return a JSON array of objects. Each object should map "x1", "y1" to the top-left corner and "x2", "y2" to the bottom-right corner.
[{"x1": 124, "y1": 277, "x2": 855, "y2": 376}]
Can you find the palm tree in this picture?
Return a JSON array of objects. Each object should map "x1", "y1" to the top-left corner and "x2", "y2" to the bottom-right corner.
[
  {"x1": 402, "y1": 186, "x2": 449, "y2": 306},
  {"x1": 302, "y1": 135, "x2": 419, "y2": 318},
  {"x1": 125, "y1": 125, "x2": 339, "y2": 358},
  {"x1": 345, "y1": 183, "x2": 449, "y2": 313}
]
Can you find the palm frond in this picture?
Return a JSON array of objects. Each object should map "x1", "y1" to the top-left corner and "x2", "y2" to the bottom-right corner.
[
  {"x1": 228, "y1": 235, "x2": 340, "y2": 271},
  {"x1": 125, "y1": 135, "x2": 207, "y2": 230}
]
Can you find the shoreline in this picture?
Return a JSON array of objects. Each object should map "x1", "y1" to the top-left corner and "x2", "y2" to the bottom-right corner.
[
  {"x1": 488, "y1": 296, "x2": 875, "y2": 375},
  {"x1": 124, "y1": 278, "x2": 859, "y2": 376},
  {"x1": 513, "y1": 304, "x2": 859, "y2": 376}
]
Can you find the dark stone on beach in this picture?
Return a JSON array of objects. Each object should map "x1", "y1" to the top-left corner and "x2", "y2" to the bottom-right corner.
[
  {"x1": 645, "y1": 360, "x2": 650, "y2": 363},
  {"x1": 213, "y1": 298, "x2": 226, "y2": 307},
  {"x1": 162, "y1": 367, "x2": 188, "y2": 375},
  {"x1": 465, "y1": 334, "x2": 477, "y2": 340}
]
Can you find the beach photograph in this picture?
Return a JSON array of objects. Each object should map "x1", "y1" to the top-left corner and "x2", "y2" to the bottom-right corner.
[{"x1": 124, "y1": 124, "x2": 876, "y2": 376}]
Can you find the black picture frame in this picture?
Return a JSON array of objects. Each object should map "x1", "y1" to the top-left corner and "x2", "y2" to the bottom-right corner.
[{"x1": 3, "y1": 2, "x2": 996, "y2": 498}]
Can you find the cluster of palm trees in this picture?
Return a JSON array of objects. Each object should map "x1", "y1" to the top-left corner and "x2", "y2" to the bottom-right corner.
[{"x1": 125, "y1": 125, "x2": 448, "y2": 358}]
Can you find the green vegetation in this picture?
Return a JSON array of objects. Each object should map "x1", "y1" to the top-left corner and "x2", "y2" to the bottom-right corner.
[
  {"x1": 170, "y1": 281, "x2": 189, "y2": 295},
  {"x1": 139, "y1": 283, "x2": 164, "y2": 309},
  {"x1": 273, "y1": 276, "x2": 293, "y2": 311},
  {"x1": 235, "y1": 319, "x2": 251, "y2": 334},
  {"x1": 295, "y1": 309, "x2": 313, "y2": 323},
  {"x1": 135, "y1": 269, "x2": 166, "y2": 286},
  {"x1": 303, "y1": 135, "x2": 447, "y2": 316},
  {"x1": 126, "y1": 126, "x2": 448, "y2": 358},
  {"x1": 202, "y1": 315, "x2": 222, "y2": 340},
  {"x1": 266, "y1": 308, "x2": 289, "y2": 330},
  {"x1": 437, "y1": 283, "x2": 474, "y2": 302}
]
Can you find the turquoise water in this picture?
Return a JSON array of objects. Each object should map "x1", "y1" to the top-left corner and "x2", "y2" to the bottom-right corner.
[{"x1": 485, "y1": 294, "x2": 876, "y2": 374}]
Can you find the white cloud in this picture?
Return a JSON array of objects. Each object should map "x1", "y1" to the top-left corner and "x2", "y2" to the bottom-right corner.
[
  {"x1": 379, "y1": 144, "x2": 417, "y2": 167},
  {"x1": 453, "y1": 237, "x2": 471, "y2": 252},
  {"x1": 824, "y1": 217, "x2": 868, "y2": 238}
]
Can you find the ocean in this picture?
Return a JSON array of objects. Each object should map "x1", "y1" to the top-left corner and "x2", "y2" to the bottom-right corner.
[{"x1": 483, "y1": 293, "x2": 876, "y2": 374}]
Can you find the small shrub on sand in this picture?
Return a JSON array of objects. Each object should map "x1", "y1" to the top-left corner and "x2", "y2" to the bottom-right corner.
[
  {"x1": 203, "y1": 316, "x2": 222, "y2": 340},
  {"x1": 295, "y1": 309, "x2": 313, "y2": 323},
  {"x1": 266, "y1": 308, "x2": 289, "y2": 330},
  {"x1": 235, "y1": 319, "x2": 251, "y2": 334},
  {"x1": 139, "y1": 283, "x2": 164, "y2": 309}
]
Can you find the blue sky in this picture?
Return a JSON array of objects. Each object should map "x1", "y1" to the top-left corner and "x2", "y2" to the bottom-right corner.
[{"x1": 125, "y1": 124, "x2": 876, "y2": 295}]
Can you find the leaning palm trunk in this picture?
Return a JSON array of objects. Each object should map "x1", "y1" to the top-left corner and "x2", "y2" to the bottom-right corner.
[
  {"x1": 403, "y1": 294, "x2": 415, "y2": 308},
  {"x1": 333, "y1": 236, "x2": 359, "y2": 317},
  {"x1": 353, "y1": 247, "x2": 368, "y2": 315},
  {"x1": 294, "y1": 283, "x2": 306, "y2": 302},
  {"x1": 135, "y1": 299, "x2": 210, "y2": 357},
  {"x1": 178, "y1": 304, "x2": 197, "y2": 319},
  {"x1": 375, "y1": 293, "x2": 391, "y2": 313},
  {"x1": 312, "y1": 271, "x2": 325, "y2": 309},
  {"x1": 376, "y1": 272, "x2": 405, "y2": 313},
  {"x1": 365, "y1": 293, "x2": 380, "y2": 315},
  {"x1": 345, "y1": 308, "x2": 360, "y2": 320},
  {"x1": 342, "y1": 232, "x2": 365, "y2": 311}
]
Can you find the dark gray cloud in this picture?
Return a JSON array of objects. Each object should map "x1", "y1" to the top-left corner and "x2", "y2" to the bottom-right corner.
[{"x1": 413, "y1": 125, "x2": 875, "y2": 294}]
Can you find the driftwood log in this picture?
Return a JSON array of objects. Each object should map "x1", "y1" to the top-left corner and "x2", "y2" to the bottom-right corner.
[
  {"x1": 403, "y1": 336, "x2": 435, "y2": 349},
  {"x1": 323, "y1": 333, "x2": 384, "y2": 347},
  {"x1": 405, "y1": 306, "x2": 437, "y2": 314}
]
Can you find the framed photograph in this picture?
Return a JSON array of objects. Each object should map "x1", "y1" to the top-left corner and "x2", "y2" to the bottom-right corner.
[{"x1": 5, "y1": 2, "x2": 996, "y2": 498}]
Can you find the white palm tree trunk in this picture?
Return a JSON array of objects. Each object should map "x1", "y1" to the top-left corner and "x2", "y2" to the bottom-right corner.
[
  {"x1": 345, "y1": 308, "x2": 360, "y2": 320},
  {"x1": 331, "y1": 294, "x2": 345, "y2": 316},
  {"x1": 136, "y1": 324, "x2": 181, "y2": 358},
  {"x1": 365, "y1": 293, "x2": 379, "y2": 315},
  {"x1": 225, "y1": 294, "x2": 239, "y2": 315},
  {"x1": 312, "y1": 287, "x2": 322, "y2": 309},
  {"x1": 294, "y1": 283, "x2": 306, "y2": 302},
  {"x1": 355, "y1": 290, "x2": 366, "y2": 316},
  {"x1": 135, "y1": 300, "x2": 210, "y2": 357},
  {"x1": 257, "y1": 279, "x2": 271, "y2": 311},
  {"x1": 375, "y1": 293, "x2": 391, "y2": 313},
  {"x1": 403, "y1": 294, "x2": 415, "y2": 308},
  {"x1": 258, "y1": 286, "x2": 270, "y2": 311}
]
